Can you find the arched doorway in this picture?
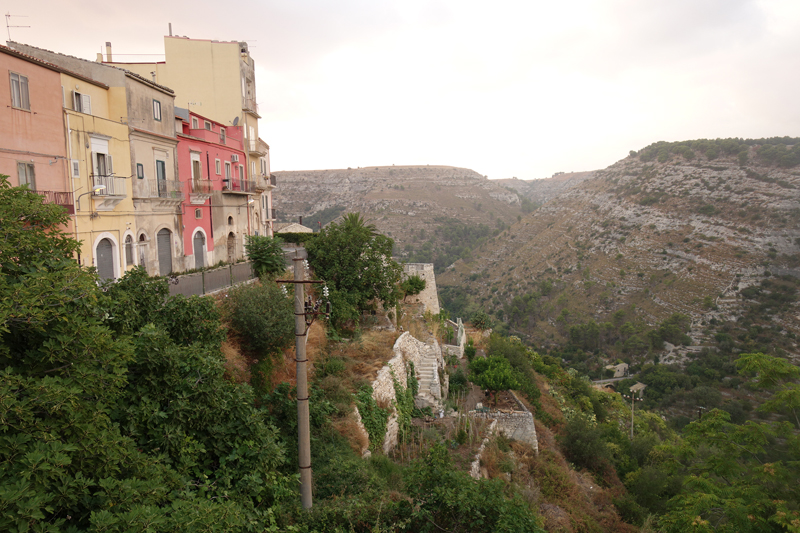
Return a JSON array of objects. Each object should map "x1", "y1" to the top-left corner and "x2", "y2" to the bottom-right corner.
[
  {"x1": 227, "y1": 232, "x2": 236, "y2": 263},
  {"x1": 193, "y1": 232, "x2": 206, "y2": 269},
  {"x1": 157, "y1": 228, "x2": 173, "y2": 276},
  {"x1": 96, "y1": 238, "x2": 115, "y2": 280},
  {"x1": 138, "y1": 233, "x2": 148, "y2": 271}
]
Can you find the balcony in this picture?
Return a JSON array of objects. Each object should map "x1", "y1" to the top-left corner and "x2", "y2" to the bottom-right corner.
[
  {"x1": 91, "y1": 175, "x2": 127, "y2": 211},
  {"x1": 248, "y1": 139, "x2": 267, "y2": 156},
  {"x1": 222, "y1": 178, "x2": 257, "y2": 194},
  {"x1": 190, "y1": 179, "x2": 213, "y2": 205},
  {"x1": 132, "y1": 179, "x2": 184, "y2": 210},
  {"x1": 35, "y1": 190, "x2": 75, "y2": 214},
  {"x1": 254, "y1": 173, "x2": 277, "y2": 192},
  {"x1": 264, "y1": 208, "x2": 277, "y2": 221},
  {"x1": 243, "y1": 98, "x2": 260, "y2": 118}
]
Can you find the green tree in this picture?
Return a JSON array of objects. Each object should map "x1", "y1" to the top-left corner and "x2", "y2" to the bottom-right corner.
[
  {"x1": 401, "y1": 274, "x2": 426, "y2": 301},
  {"x1": 0, "y1": 177, "x2": 292, "y2": 531},
  {"x1": 306, "y1": 212, "x2": 402, "y2": 329},
  {"x1": 471, "y1": 309, "x2": 491, "y2": 330},
  {"x1": 470, "y1": 356, "x2": 520, "y2": 405},
  {"x1": 245, "y1": 234, "x2": 286, "y2": 278}
]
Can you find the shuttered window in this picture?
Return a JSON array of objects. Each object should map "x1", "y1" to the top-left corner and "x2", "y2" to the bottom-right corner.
[{"x1": 73, "y1": 91, "x2": 91, "y2": 115}]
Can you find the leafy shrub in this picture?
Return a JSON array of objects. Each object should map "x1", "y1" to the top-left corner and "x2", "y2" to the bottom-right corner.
[
  {"x1": 244, "y1": 234, "x2": 285, "y2": 277},
  {"x1": 222, "y1": 280, "x2": 294, "y2": 362},
  {"x1": 471, "y1": 309, "x2": 491, "y2": 330}
]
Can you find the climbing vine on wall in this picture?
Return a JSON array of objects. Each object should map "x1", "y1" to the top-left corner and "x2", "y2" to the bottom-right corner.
[
  {"x1": 356, "y1": 385, "x2": 389, "y2": 451},
  {"x1": 393, "y1": 362, "x2": 418, "y2": 442}
]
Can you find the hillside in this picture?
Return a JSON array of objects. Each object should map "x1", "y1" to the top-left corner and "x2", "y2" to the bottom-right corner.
[
  {"x1": 438, "y1": 138, "x2": 800, "y2": 415},
  {"x1": 496, "y1": 171, "x2": 596, "y2": 207},
  {"x1": 272, "y1": 165, "x2": 525, "y2": 271}
]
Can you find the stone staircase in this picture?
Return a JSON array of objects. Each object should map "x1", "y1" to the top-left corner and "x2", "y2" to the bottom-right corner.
[{"x1": 414, "y1": 346, "x2": 442, "y2": 410}]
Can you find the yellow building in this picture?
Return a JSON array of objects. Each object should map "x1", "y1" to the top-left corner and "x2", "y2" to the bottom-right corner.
[
  {"x1": 105, "y1": 37, "x2": 276, "y2": 237},
  {"x1": 61, "y1": 72, "x2": 136, "y2": 280}
]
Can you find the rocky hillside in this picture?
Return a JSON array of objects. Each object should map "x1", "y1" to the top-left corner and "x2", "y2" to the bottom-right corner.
[
  {"x1": 439, "y1": 138, "x2": 800, "y2": 370},
  {"x1": 272, "y1": 165, "x2": 525, "y2": 271},
  {"x1": 496, "y1": 171, "x2": 596, "y2": 206}
]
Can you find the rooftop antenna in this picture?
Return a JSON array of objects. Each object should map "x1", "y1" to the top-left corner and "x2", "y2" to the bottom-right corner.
[{"x1": 5, "y1": 13, "x2": 29, "y2": 41}]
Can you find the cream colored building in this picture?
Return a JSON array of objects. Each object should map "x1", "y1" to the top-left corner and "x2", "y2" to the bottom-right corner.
[
  {"x1": 105, "y1": 36, "x2": 276, "y2": 237},
  {"x1": 61, "y1": 71, "x2": 136, "y2": 280},
  {"x1": 9, "y1": 41, "x2": 185, "y2": 278}
]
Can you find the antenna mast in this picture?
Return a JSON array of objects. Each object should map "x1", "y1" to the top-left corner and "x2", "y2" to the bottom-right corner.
[{"x1": 5, "y1": 13, "x2": 30, "y2": 42}]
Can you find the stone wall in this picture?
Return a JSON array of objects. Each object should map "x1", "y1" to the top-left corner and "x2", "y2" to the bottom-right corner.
[
  {"x1": 470, "y1": 391, "x2": 538, "y2": 453},
  {"x1": 442, "y1": 318, "x2": 466, "y2": 358},
  {"x1": 402, "y1": 263, "x2": 439, "y2": 314},
  {"x1": 364, "y1": 332, "x2": 447, "y2": 454}
]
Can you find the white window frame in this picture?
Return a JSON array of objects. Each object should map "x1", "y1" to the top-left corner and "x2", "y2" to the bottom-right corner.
[
  {"x1": 10, "y1": 72, "x2": 30, "y2": 110},
  {"x1": 191, "y1": 116, "x2": 199, "y2": 129},
  {"x1": 71, "y1": 160, "x2": 80, "y2": 178},
  {"x1": 215, "y1": 159, "x2": 221, "y2": 175},
  {"x1": 17, "y1": 161, "x2": 35, "y2": 188},
  {"x1": 153, "y1": 99, "x2": 162, "y2": 121},
  {"x1": 239, "y1": 164, "x2": 245, "y2": 179},
  {"x1": 224, "y1": 162, "x2": 232, "y2": 179},
  {"x1": 195, "y1": 208, "x2": 202, "y2": 219},
  {"x1": 204, "y1": 120, "x2": 212, "y2": 131},
  {"x1": 220, "y1": 127, "x2": 226, "y2": 144}
]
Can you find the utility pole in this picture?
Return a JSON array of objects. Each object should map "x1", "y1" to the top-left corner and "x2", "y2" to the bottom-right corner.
[
  {"x1": 277, "y1": 254, "x2": 329, "y2": 510},
  {"x1": 293, "y1": 255, "x2": 312, "y2": 509},
  {"x1": 623, "y1": 388, "x2": 644, "y2": 439}
]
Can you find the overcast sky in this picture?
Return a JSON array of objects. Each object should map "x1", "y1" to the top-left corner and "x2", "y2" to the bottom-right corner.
[{"x1": 10, "y1": 0, "x2": 800, "y2": 179}]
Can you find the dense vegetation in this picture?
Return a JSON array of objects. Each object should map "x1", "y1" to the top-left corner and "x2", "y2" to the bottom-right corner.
[
  {"x1": 632, "y1": 136, "x2": 800, "y2": 167},
  {"x1": 402, "y1": 216, "x2": 502, "y2": 273},
  {"x1": 306, "y1": 213, "x2": 403, "y2": 329}
]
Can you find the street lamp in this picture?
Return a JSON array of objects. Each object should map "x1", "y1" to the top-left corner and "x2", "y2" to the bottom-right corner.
[{"x1": 76, "y1": 184, "x2": 106, "y2": 211}]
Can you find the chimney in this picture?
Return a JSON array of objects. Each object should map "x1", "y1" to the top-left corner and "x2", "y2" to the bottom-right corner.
[
  {"x1": 299, "y1": 216, "x2": 303, "y2": 225},
  {"x1": 105, "y1": 42, "x2": 112, "y2": 62},
  {"x1": 168, "y1": 23, "x2": 172, "y2": 36}
]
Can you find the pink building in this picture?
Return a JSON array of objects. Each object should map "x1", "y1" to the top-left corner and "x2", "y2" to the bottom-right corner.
[
  {"x1": 177, "y1": 109, "x2": 258, "y2": 268},
  {"x1": 0, "y1": 46, "x2": 75, "y2": 218}
]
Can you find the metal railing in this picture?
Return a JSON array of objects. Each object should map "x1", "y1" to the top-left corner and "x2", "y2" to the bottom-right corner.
[
  {"x1": 92, "y1": 175, "x2": 127, "y2": 196},
  {"x1": 191, "y1": 179, "x2": 213, "y2": 194},
  {"x1": 147, "y1": 179, "x2": 184, "y2": 199},
  {"x1": 35, "y1": 190, "x2": 75, "y2": 213},
  {"x1": 222, "y1": 178, "x2": 257, "y2": 194},
  {"x1": 168, "y1": 261, "x2": 255, "y2": 297}
]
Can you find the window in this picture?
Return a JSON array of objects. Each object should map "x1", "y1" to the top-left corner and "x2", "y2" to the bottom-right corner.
[
  {"x1": 204, "y1": 120, "x2": 212, "y2": 131},
  {"x1": 73, "y1": 91, "x2": 91, "y2": 114},
  {"x1": 224, "y1": 162, "x2": 232, "y2": 179},
  {"x1": 191, "y1": 153, "x2": 201, "y2": 180},
  {"x1": 17, "y1": 162, "x2": 35, "y2": 189},
  {"x1": 195, "y1": 208, "x2": 202, "y2": 219},
  {"x1": 10, "y1": 72, "x2": 30, "y2": 110},
  {"x1": 71, "y1": 160, "x2": 80, "y2": 178},
  {"x1": 251, "y1": 161, "x2": 256, "y2": 176},
  {"x1": 153, "y1": 99, "x2": 162, "y2": 121},
  {"x1": 220, "y1": 128, "x2": 226, "y2": 144},
  {"x1": 191, "y1": 117, "x2": 198, "y2": 129},
  {"x1": 136, "y1": 163, "x2": 144, "y2": 179},
  {"x1": 125, "y1": 235, "x2": 134, "y2": 266},
  {"x1": 93, "y1": 153, "x2": 113, "y2": 177},
  {"x1": 215, "y1": 159, "x2": 221, "y2": 175},
  {"x1": 228, "y1": 216, "x2": 234, "y2": 225},
  {"x1": 239, "y1": 164, "x2": 245, "y2": 179}
]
